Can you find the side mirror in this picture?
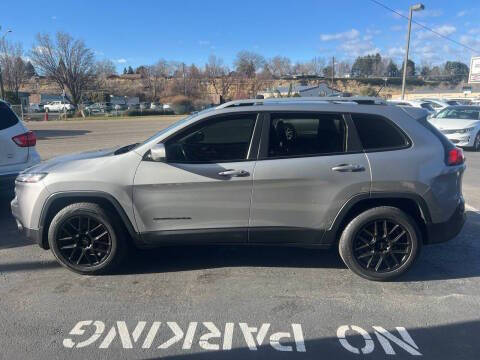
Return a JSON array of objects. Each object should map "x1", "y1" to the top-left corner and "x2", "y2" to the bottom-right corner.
[{"x1": 150, "y1": 143, "x2": 166, "y2": 162}]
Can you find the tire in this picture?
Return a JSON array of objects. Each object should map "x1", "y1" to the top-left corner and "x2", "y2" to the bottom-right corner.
[
  {"x1": 473, "y1": 132, "x2": 480, "y2": 152},
  {"x1": 48, "y1": 202, "x2": 127, "y2": 275},
  {"x1": 339, "y1": 206, "x2": 421, "y2": 281}
]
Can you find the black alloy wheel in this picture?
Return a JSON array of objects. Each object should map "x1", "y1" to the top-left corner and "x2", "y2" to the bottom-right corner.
[
  {"x1": 474, "y1": 132, "x2": 480, "y2": 151},
  {"x1": 56, "y1": 215, "x2": 112, "y2": 268},
  {"x1": 353, "y1": 219, "x2": 412, "y2": 273},
  {"x1": 48, "y1": 202, "x2": 126, "y2": 275}
]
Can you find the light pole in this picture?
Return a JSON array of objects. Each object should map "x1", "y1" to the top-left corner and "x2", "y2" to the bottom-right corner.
[
  {"x1": 0, "y1": 27, "x2": 12, "y2": 100},
  {"x1": 401, "y1": 3, "x2": 424, "y2": 100}
]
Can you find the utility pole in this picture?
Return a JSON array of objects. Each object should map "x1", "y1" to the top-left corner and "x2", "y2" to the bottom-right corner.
[
  {"x1": 332, "y1": 56, "x2": 335, "y2": 88},
  {"x1": 182, "y1": 63, "x2": 186, "y2": 96},
  {"x1": 401, "y1": 3, "x2": 424, "y2": 99}
]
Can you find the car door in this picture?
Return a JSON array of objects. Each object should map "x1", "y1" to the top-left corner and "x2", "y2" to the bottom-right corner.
[
  {"x1": 249, "y1": 112, "x2": 371, "y2": 244},
  {"x1": 133, "y1": 112, "x2": 261, "y2": 244}
]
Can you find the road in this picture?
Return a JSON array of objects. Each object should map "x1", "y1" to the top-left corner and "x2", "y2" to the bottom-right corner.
[{"x1": 1, "y1": 118, "x2": 479, "y2": 359}]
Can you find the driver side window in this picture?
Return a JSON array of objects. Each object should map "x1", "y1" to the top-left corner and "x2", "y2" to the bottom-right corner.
[{"x1": 165, "y1": 114, "x2": 257, "y2": 163}]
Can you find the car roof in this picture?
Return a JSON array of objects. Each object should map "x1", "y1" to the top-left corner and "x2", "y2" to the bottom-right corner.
[{"x1": 442, "y1": 105, "x2": 480, "y2": 111}]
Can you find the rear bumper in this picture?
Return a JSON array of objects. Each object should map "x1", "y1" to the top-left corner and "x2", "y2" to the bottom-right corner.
[{"x1": 425, "y1": 201, "x2": 466, "y2": 244}]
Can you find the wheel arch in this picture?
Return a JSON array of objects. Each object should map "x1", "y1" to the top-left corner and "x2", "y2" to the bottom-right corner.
[
  {"x1": 325, "y1": 192, "x2": 431, "y2": 246},
  {"x1": 39, "y1": 191, "x2": 139, "y2": 249}
]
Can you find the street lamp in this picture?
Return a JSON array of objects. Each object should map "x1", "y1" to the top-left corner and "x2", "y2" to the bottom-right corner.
[
  {"x1": 401, "y1": 3, "x2": 424, "y2": 100},
  {"x1": 0, "y1": 26, "x2": 12, "y2": 100}
]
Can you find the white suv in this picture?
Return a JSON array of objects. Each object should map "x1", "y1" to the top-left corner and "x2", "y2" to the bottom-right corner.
[{"x1": 0, "y1": 101, "x2": 41, "y2": 195}]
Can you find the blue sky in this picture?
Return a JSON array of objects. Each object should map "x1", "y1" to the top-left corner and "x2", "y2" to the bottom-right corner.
[{"x1": 1, "y1": 0, "x2": 479, "y2": 71}]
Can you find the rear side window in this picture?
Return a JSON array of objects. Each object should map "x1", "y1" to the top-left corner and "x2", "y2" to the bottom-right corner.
[
  {"x1": 351, "y1": 114, "x2": 409, "y2": 151},
  {"x1": 267, "y1": 113, "x2": 346, "y2": 158},
  {"x1": 0, "y1": 102, "x2": 19, "y2": 130}
]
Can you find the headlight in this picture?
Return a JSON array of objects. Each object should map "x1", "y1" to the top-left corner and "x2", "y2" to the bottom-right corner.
[
  {"x1": 457, "y1": 127, "x2": 475, "y2": 134},
  {"x1": 16, "y1": 172, "x2": 48, "y2": 183}
]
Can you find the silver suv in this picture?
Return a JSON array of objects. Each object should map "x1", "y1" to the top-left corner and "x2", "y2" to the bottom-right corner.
[{"x1": 11, "y1": 97, "x2": 466, "y2": 281}]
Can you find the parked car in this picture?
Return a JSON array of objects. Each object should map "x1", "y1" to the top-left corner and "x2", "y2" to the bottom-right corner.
[
  {"x1": 150, "y1": 102, "x2": 162, "y2": 110},
  {"x1": 28, "y1": 103, "x2": 44, "y2": 113},
  {"x1": 429, "y1": 105, "x2": 480, "y2": 151},
  {"x1": 113, "y1": 104, "x2": 127, "y2": 111},
  {"x1": 44, "y1": 101, "x2": 75, "y2": 112},
  {"x1": 140, "y1": 102, "x2": 151, "y2": 110},
  {"x1": 84, "y1": 103, "x2": 103, "y2": 115},
  {"x1": 127, "y1": 104, "x2": 140, "y2": 110},
  {"x1": 421, "y1": 99, "x2": 450, "y2": 112},
  {"x1": 11, "y1": 97, "x2": 466, "y2": 281},
  {"x1": 0, "y1": 100, "x2": 41, "y2": 196},
  {"x1": 387, "y1": 100, "x2": 435, "y2": 115}
]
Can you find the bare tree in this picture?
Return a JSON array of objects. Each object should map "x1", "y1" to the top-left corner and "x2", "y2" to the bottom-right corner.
[
  {"x1": 141, "y1": 60, "x2": 170, "y2": 100},
  {"x1": 234, "y1": 51, "x2": 265, "y2": 78},
  {"x1": 95, "y1": 59, "x2": 116, "y2": 78},
  {"x1": 0, "y1": 40, "x2": 28, "y2": 100},
  {"x1": 30, "y1": 32, "x2": 95, "y2": 107},
  {"x1": 205, "y1": 55, "x2": 234, "y2": 97},
  {"x1": 268, "y1": 56, "x2": 292, "y2": 78}
]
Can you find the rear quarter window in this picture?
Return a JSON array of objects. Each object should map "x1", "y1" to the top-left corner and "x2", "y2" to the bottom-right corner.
[
  {"x1": 351, "y1": 114, "x2": 410, "y2": 151},
  {"x1": 0, "y1": 102, "x2": 20, "y2": 130}
]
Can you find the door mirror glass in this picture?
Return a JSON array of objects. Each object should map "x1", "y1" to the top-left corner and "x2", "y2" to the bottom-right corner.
[{"x1": 150, "y1": 143, "x2": 166, "y2": 162}]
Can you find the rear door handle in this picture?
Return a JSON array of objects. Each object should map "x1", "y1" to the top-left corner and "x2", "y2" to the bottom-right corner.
[
  {"x1": 218, "y1": 169, "x2": 250, "y2": 177},
  {"x1": 331, "y1": 164, "x2": 365, "y2": 172}
]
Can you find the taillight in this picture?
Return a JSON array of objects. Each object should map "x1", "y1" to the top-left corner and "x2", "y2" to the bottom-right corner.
[
  {"x1": 12, "y1": 131, "x2": 37, "y2": 147},
  {"x1": 447, "y1": 147, "x2": 464, "y2": 166}
]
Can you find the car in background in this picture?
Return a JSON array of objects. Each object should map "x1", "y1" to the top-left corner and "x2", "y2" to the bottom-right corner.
[
  {"x1": 113, "y1": 104, "x2": 127, "y2": 111},
  {"x1": 44, "y1": 101, "x2": 75, "y2": 112},
  {"x1": 421, "y1": 99, "x2": 450, "y2": 112},
  {"x1": 140, "y1": 102, "x2": 151, "y2": 110},
  {"x1": 150, "y1": 102, "x2": 162, "y2": 110},
  {"x1": 0, "y1": 100, "x2": 41, "y2": 196},
  {"x1": 429, "y1": 106, "x2": 480, "y2": 151},
  {"x1": 28, "y1": 103, "x2": 44, "y2": 113},
  {"x1": 388, "y1": 100, "x2": 435, "y2": 115},
  {"x1": 127, "y1": 103, "x2": 140, "y2": 110}
]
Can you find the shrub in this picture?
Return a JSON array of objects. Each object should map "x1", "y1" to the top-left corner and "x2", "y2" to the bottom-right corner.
[
  {"x1": 126, "y1": 109, "x2": 166, "y2": 116},
  {"x1": 170, "y1": 95, "x2": 194, "y2": 115}
]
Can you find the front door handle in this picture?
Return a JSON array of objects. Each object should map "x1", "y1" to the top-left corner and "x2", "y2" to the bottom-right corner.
[
  {"x1": 331, "y1": 164, "x2": 365, "y2": 172},
  {"x1": 218, "y1": 169, "x2": 250, "y2": 177}
]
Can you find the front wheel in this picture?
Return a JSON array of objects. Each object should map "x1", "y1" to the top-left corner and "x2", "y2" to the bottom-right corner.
[
  {"x1": 473, "y1": 132, "x2": 480, "y2": 152},
  {"x1": 339, "y1": 206, "x2": 421, "y2": 281},
  {"x1": 48, "y1": 202, "x2": 127, "y2": 275}
]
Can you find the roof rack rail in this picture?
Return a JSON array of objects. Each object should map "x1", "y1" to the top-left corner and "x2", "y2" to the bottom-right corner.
[{"x1": 216, "y1": 96, "x2": 386, "y2": 109}]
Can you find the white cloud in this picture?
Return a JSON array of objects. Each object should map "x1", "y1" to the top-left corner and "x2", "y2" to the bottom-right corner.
[
  {"x1": 339, "y1": 38, "x2": 380, "y2": 57},
  {"x1": 460, "y1": 35, "x2": 480, "y2": 50},
  {"x1": 387, "y1": 47, "x2": 404, "y2": 58},
  {"x1": 320, "y1": 29, "x2": 359, "y2": 41},
  {"x1": 457, "y1": 10, "x2": 467, "y2": 17},
  {"x1": 468, "y1": 28, "x2": 480, "y2": 35},
  {"x1": 198, "y1": 40, "x2": 210, "y2": 46},
  {"x1": 390, "y1": 25, "x2": 404, "y2": 32},
  {"x1": 115, "y1": 58, "x2": 127, "y2": 64},
  {"x1": 416, "y1": 25, "x2": 456, "y2": 40}
]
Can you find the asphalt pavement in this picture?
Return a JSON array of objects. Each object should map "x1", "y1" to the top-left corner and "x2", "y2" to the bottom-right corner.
[{"x1": 1, "y1": 118, "x2": 479, "y2": 359}]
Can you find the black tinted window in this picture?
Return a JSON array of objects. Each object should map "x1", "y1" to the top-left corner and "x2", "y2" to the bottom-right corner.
[
  {"x1": 267, "y1": 113, "x2": 346, "y2": 158},
  {"x1": 0, "y1": 102, "x2": 19, "y2": 130},
  {"x1": 165, "y1": 114, "x2": 256, "y2": 163},
  {"x1": 352, "y1": 114, "x2": 409, "y2": 150}
]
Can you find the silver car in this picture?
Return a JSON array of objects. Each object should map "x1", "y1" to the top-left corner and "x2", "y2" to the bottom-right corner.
[{"x1": 11, "y1": 97, "x2": 466, "y2": 281}]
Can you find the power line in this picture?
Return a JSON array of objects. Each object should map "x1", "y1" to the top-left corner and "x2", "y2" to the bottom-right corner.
[{"x1": 368, "y1": 0, "x2": 480, "y2": 54}]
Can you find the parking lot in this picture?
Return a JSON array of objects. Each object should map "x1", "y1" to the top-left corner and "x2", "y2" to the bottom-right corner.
[{"x1": 1, "y1": 117, "x2": 480, "y2": 359}]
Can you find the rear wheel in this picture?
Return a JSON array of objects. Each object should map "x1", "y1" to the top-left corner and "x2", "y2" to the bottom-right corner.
[
  {"x1": 339, "y1": 206, "x2": 421, "y2": 281},
  {"x1": 473, "y1": 132, "x2": 480, "y2": 152},
  {"x1": 48, "y1": 202, "x2": 126, "y2": 275}
]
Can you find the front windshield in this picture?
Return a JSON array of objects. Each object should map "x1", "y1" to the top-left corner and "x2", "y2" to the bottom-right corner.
[{"x1": 436, "y1": 107, "x2": 480, "y2": 120}]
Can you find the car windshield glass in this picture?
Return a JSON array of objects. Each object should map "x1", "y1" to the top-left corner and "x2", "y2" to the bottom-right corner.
[{"x1": 436, "y1": 108, "x2": 480, "y2": 120}]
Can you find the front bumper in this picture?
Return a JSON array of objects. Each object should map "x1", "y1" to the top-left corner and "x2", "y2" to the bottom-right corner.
[
  {"x1": 425, "y1": 201, "x2": 466, "y2": 244},
  {"x1": 11, "y1": 195, "x2": 47, "y2": 249},
  {"x1": 443, "y1": 132, "x2": 475, "y2": 147}
]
